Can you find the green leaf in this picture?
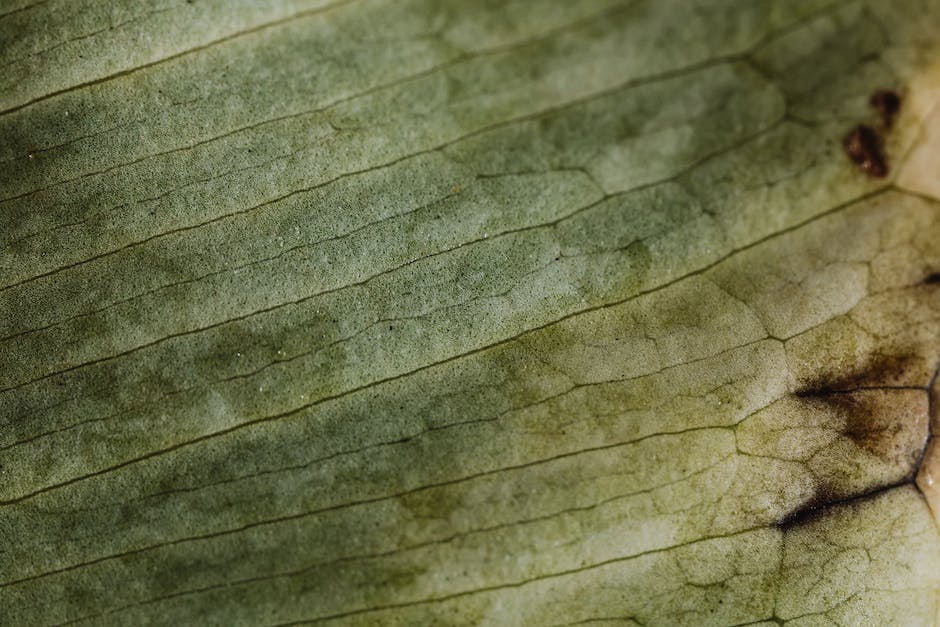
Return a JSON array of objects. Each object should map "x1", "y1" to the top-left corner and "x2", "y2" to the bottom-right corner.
[{"x1": 2, "y1": 0, "x2": 940, "y2": 624}]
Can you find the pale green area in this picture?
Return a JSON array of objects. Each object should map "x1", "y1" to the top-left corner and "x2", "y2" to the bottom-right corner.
[{"x1": 1, "y1": 0, "x2": 940, "y2": 625}]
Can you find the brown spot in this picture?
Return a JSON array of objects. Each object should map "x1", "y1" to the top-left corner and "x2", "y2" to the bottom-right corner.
[
  {"x1": 843, "y1": 124, "x2": 887, "y2": 177},
  {"x1": 924, "y1": 272, "x2": 940, "y2": 285},
  {"x1": 870, "y1": 89, "x2": 901, "y2": 128},
  {"x1": 797, "y1": 390, "x2": 910, "y2": 460},
  {"x1": 778, "y1": 352, "x2": 931, "y2": 527},
  {"x1": 776, "y1": 483, "x2": 905, "y2": 529},
  {"x1": 795, "y1": 352, "x2": 920, "y2": 392},
  {"x1": 777, "y1": 387, "x2": 926, "y2": 529},
  {"x1": 776, "y1": 483, "x2": 840, "y2": 528}
]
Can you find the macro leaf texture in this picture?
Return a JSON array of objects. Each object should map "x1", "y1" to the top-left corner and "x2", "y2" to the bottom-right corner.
[{"x1": 2, "y1": 0, "x2": 940, "y2": 625}]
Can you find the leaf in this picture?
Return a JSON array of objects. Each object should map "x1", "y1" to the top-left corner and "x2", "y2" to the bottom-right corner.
[{"x1": 2, "y1": 0, "x2": 940, "y2": 624}]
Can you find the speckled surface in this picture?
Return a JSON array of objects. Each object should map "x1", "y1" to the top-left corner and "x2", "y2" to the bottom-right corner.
[{"x1": 2, "y1": 1, "x2": 940, "y2": 624}]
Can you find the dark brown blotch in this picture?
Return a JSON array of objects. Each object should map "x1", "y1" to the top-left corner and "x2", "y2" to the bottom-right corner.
[
  {"x1": 776, "y1": 483, "x2": 904, "y2": 529},
  {"x1": 776, "y1": 386, "x2": 921, "y2": 529},
  {"x1": 778, "y1": 352, "x2": 929, "y2": 528},
  {"x1": 870, "y1": 89, "x2": 901, "y2": 128},
  {"x1": 794, "y1": 352, "x2": 927, "y2": 463},
  {"x1": 776, "y1": 483, "x2": 841, "y2": 528},
  {"x1": 843, "y1": 124, "x2": 887, "y2": 178},
  {"x1": 923, "y1": 272, "x2": 940, "y2": 285}
]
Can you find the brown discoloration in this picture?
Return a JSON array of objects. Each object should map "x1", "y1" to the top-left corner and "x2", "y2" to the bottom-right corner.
[
  {"x1": 778, "y1": 353, "x2": 931, "y2": 528},
  {"x1": 795, "y1": 352, "x2": 920, "y2": 393},
  {"x1": 923, "y1": 272, "x2": 940, "y2": 285},
  {"x1": 776, "y1": 483, "x2": 841, "y2": 528},
  {"x1": 841, "y1": 89, "x2": 901, "y2": 177},
  {"x1": 776, "y1": 390, "x2": 926, "y2": 529},
  {"x1": 793, "y1": 352, "x2": 927, "y2": 461},
  {"x1": 870, "y1": 89, "x2": 901, "y2": 128},
  {"x1": 843, "y1": 124, "x2": 887, "y2": 177},
  {"x1": 796, "y1": 390, "x2": 914, "y2": 461},
  {"x1": 776, "y1": 482, "x2": 905, "y2": 529}
]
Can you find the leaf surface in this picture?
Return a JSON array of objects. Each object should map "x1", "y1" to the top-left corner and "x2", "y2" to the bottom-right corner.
[{"x1": 2, "y1": 0, "x2": 940, "y2": 624}]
